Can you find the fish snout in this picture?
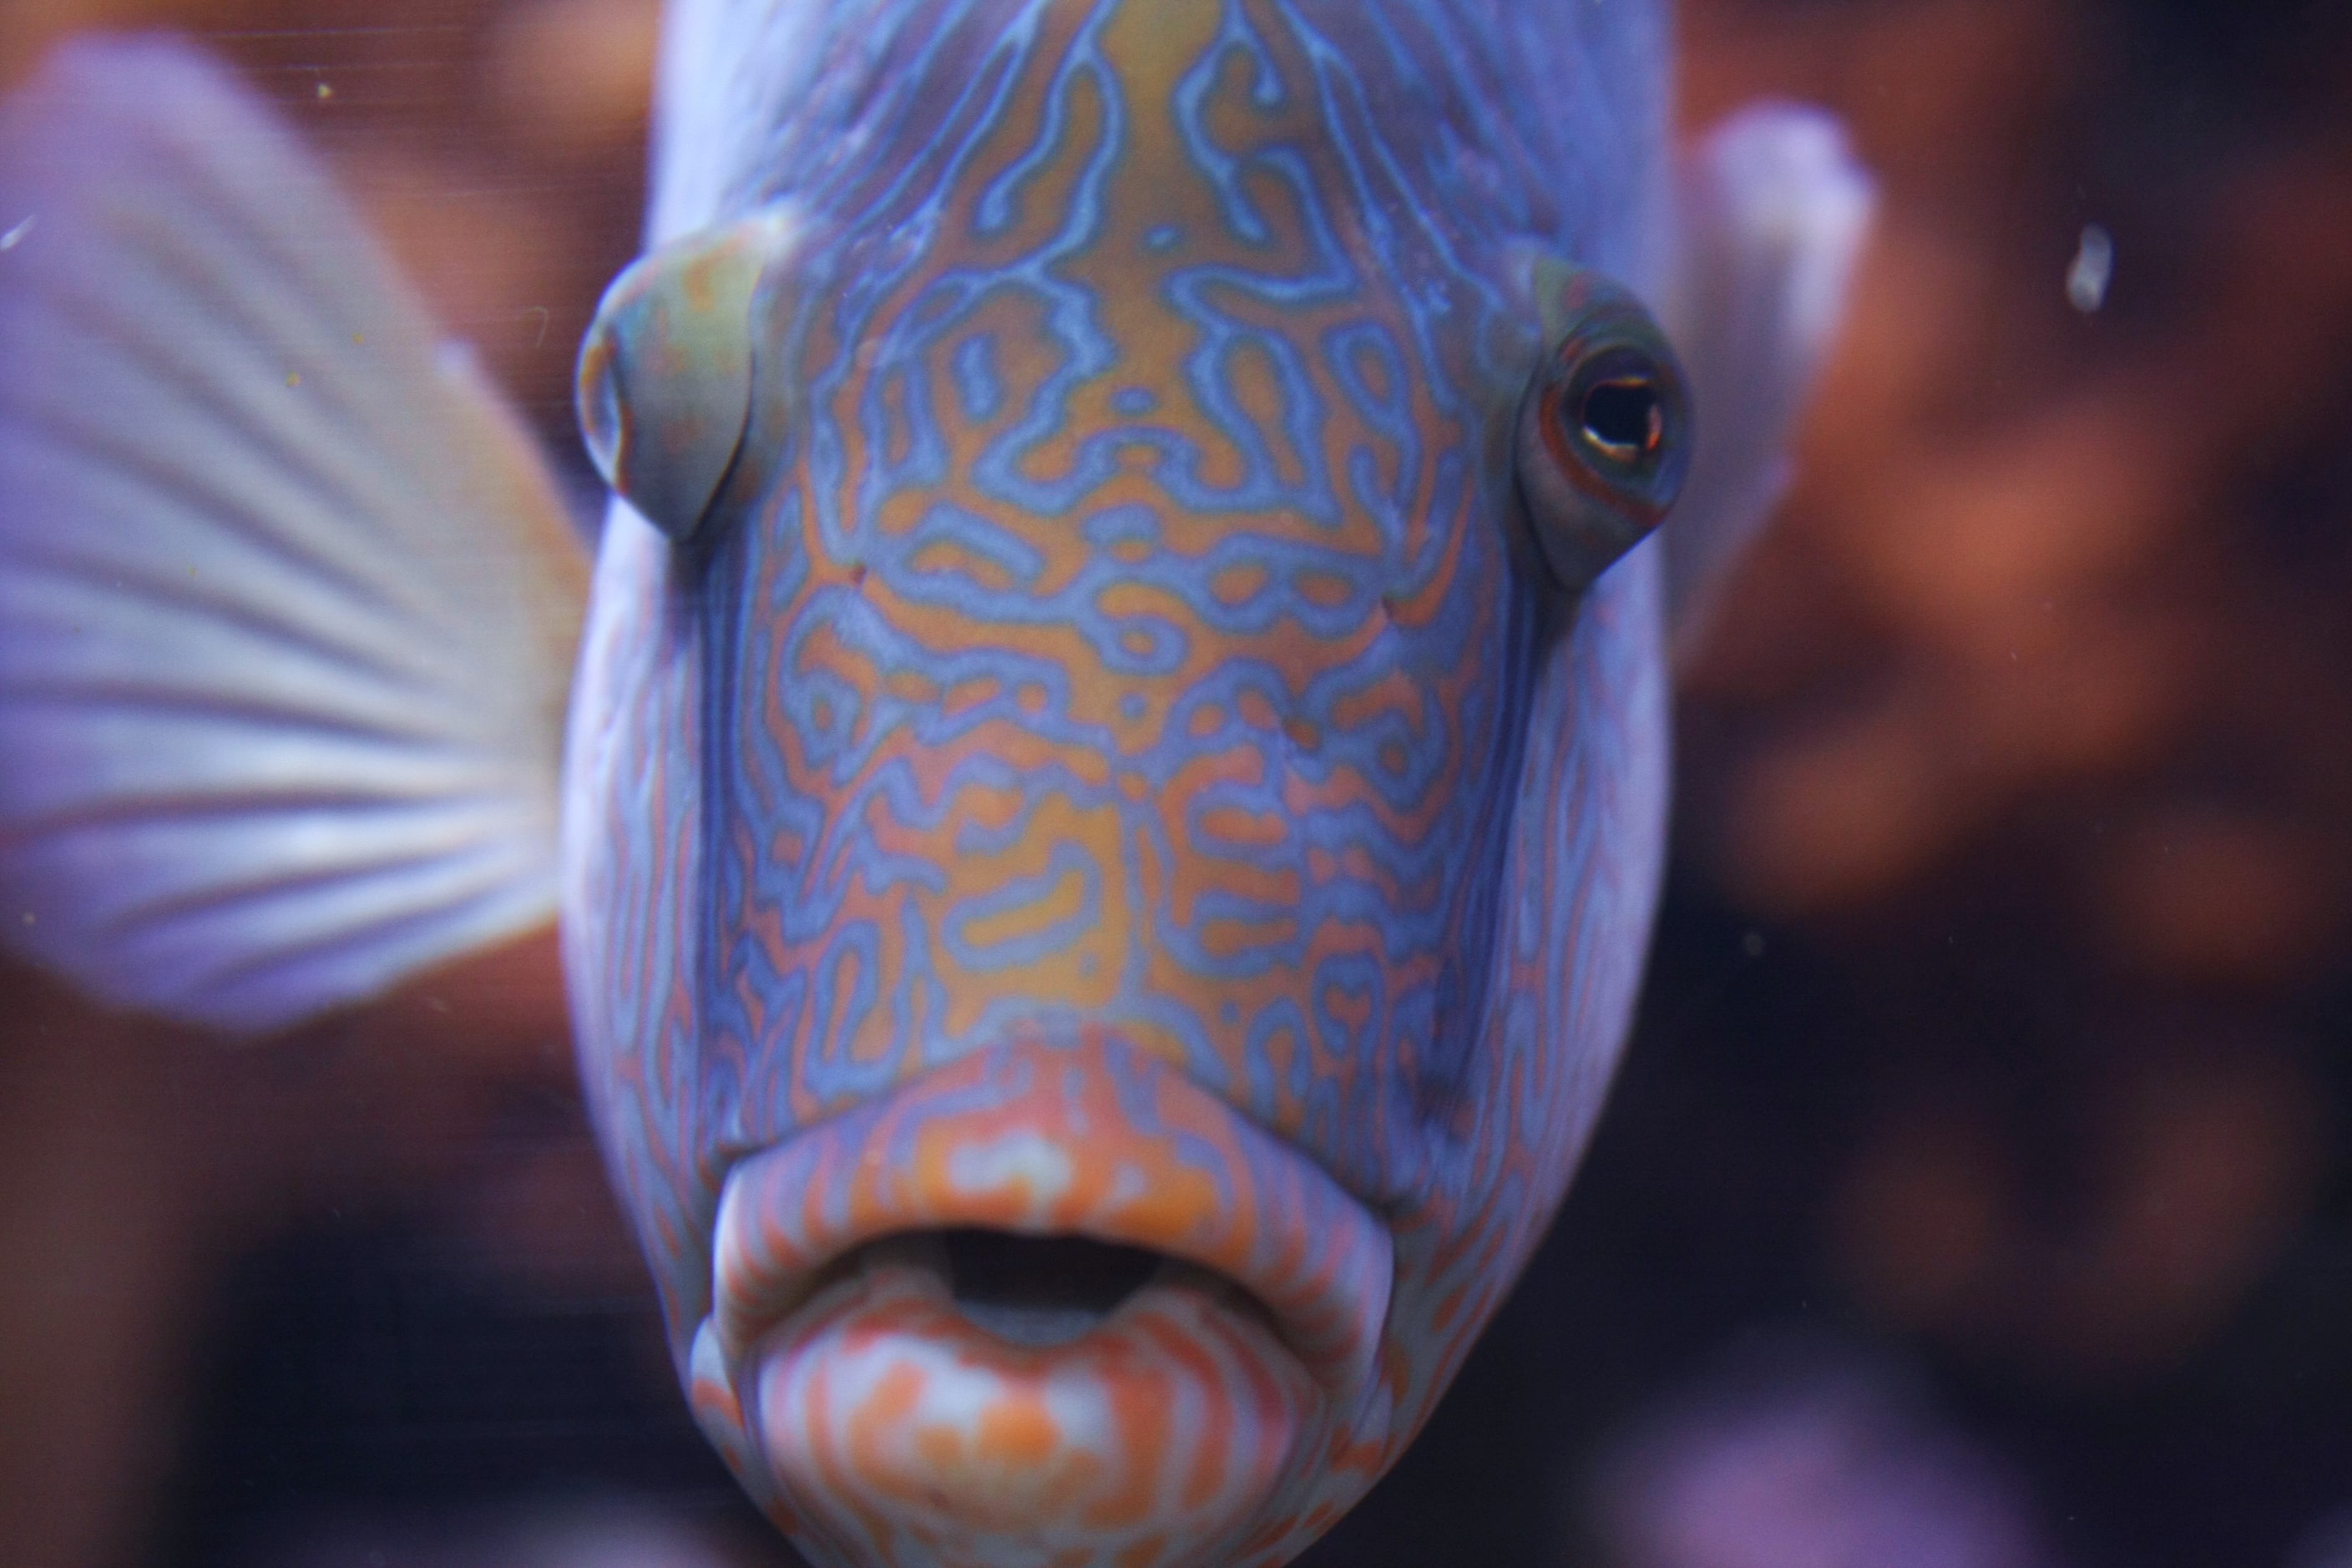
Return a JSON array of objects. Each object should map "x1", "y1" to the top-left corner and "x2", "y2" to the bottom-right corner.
[{"x1": 688, "y1": 1034, "x2": 1394, "y2": 1565}]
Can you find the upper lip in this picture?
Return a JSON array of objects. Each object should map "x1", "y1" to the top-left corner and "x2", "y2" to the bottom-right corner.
[{"x1": 705, "y1": 1034, "x2": 1394, "y2": 1401}]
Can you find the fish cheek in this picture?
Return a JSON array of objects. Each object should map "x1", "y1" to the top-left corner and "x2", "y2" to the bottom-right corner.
[
  {"x1": 564, "y1": 503, "x2": 731, "y2": 1363},
  {"x1": 1378, "y1": 542, "x2": 1672, "y2": 1450}
]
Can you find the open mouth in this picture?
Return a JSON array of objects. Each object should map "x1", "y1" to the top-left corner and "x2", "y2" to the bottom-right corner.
[
  {"x1": 932, "y1": 1227, "x2": 1176, "y2": 1346},
  {"x1": 701, "y1": 1034, "x2": 1393, "y2": 1397},
  {"x1": 790, "y1": 1224, "x2": 1290, "y2": 1348},
  {"x1": 686, "y1": 1036, "x2": 1393, "y2": 1560}
]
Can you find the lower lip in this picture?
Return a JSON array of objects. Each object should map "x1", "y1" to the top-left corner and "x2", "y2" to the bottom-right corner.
[{"x1": 745, "y1": 1239, "x2": 1313, "y2": 1568}]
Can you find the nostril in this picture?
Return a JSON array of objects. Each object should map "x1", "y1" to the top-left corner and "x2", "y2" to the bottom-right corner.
[{"x1": 941, "y1": 1228, "x2": 1162, "y2": 1348}]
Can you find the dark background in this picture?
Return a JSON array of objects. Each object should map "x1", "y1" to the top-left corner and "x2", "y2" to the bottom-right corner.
[{"x1": 3, "y1": 0, "x2": 2349, "y2": 1564}]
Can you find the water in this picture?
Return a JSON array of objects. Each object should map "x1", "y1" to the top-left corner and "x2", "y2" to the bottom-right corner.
[{"x1": 6, "y1": 3, "x2": 2352, "y2": 1565}]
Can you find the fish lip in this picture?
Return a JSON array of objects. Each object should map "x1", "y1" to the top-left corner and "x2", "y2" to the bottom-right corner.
[{"x1": 703, "y1": 1034, "x2": 1395, "y2": 1404}]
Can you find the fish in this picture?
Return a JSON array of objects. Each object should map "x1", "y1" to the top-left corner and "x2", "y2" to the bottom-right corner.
[{"x1": 0, "y1": 7, "x2": 1869, "y2": 1567}]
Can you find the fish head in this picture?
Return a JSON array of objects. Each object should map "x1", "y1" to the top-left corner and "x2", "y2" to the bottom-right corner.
[{"x1": 565, "y1": 3, "x2": 1692, "y2": 1564}]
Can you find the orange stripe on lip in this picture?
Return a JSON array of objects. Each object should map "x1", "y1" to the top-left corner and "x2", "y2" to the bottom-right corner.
[{"x1": 702, "y1": 1034, "x2": 1394, "y2": 1405}]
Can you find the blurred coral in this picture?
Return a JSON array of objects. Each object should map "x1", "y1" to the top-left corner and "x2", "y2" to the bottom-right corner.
[
  {"x1": 1590, "y1": 1341, "x2": 2061, "y2": 1568},
  {"x1": 1676, "y1": 0, "x2": 2352, "y2": 1393}
]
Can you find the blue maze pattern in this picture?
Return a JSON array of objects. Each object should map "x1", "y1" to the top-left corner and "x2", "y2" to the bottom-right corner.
[{"x1": 564, "y1": 2, "x2": 1674, "y2": 1563}]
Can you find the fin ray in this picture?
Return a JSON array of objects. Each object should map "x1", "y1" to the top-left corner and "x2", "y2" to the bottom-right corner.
[
  {"x1": 0, "y1": 35, "x2": 589, "y2": 1034},
  {"x1": 1, "y1": 286, "x2": 492, "y2": 638}
]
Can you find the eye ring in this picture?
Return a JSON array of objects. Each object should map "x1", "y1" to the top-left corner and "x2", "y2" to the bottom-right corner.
[{"x1": 1515, "y1": 271, "x2": 1692, "y2": 594}]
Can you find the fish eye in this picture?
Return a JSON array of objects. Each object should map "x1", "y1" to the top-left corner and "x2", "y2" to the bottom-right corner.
[
  {"x1": 576, "y1": 210, "x2": 796, "y2": 544},
  {"x1": 1514, "y1": 273, "x2": 1692, "y2": 594}
]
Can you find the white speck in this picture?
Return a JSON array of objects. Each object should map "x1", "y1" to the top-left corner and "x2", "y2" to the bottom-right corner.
[
  {"x1": 947, "y1": 1131, "x2": 1074, "y2": 1214},
  {"x1": 2067, "y1": 223, "x2": 2114, "y2": 313},
  {"x1": 0, "y1": 215, "x2": 33, "y2": 250}
]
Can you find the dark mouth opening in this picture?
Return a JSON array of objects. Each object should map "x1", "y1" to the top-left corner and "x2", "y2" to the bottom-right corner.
[
  {"x1": 801, "y1": 1227, "x2": 1288, "y2": 1356},
  {"x1": 940, "y1": 1227, "x2": 1163, "y2": 1348}
]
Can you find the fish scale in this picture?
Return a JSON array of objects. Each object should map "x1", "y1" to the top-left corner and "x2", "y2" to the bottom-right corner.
[{"x1": 0, "y1": 7, "x2": 1871, "y2": 1565}]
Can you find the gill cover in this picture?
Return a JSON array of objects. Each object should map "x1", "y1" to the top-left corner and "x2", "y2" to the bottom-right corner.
[{"x1": 576, "y1": 211, "x2": 796, "y2": 541}]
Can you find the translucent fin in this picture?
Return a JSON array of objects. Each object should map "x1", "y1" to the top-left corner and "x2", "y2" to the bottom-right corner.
[
  {"x1": 1662, "y1": 103, "x2": 1874, "y2": 655},
  {"x1": 0, "y1": 37, "x2": 589, "y2": 1035}
]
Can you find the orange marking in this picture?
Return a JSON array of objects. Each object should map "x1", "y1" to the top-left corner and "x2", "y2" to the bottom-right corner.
[
  {"x1": 975, "y1": 1392, "x2": 1061, "y2": 1469},
  {"x1": 1201, "y1": 916, "x2": 1300, "y2": 959},
  {"x1": 1211, "y1": 563, "x2": 1268, "y2": 605},
  {"x1": 1199, "y1": 806, "x2": 1287, "y2": 850},
  {"x1": 1292, "y1": 569, "x2": 1353, "y2": 609}
]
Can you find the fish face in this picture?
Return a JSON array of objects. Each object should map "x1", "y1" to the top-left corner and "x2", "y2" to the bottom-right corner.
[{"x1": 566, "y1": 3, "x2": 1673, "y2": 1564}]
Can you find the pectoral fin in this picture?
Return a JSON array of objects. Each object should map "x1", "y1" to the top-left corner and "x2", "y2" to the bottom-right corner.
[
  {"x1": 1661, "y1": 103, "x2": 1874, "y2": 655},
  {"x1": 0, "y1": 37, "x2": 589, "y2": 1035}
]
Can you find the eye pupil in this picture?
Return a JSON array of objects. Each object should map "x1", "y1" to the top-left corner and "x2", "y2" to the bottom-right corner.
[{"x1": 1578, "y1": 377, "x2": 1663, "y2": 461}]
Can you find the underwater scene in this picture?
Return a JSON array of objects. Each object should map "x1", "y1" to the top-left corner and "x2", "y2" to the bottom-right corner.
[{"x1": 1, "y1": 1, "x2": 2349, "y2": 1566}]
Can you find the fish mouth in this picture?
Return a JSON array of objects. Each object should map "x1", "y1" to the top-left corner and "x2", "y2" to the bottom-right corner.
[
  {"x1": 686, "y1": 1035, "x2": 1393, "y2": 1560},
  {"x1": 847, "y1": 1227, "x2": 1227, "y2": 1349}
]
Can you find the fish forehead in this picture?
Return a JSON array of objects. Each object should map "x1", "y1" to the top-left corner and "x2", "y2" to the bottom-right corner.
[
  {"x1": 650, "y1": 0, "x2": 1669, "y2": 269},
  {"x1": 687, "y1": 0, "x2": 1656, "y2": 1168}
]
